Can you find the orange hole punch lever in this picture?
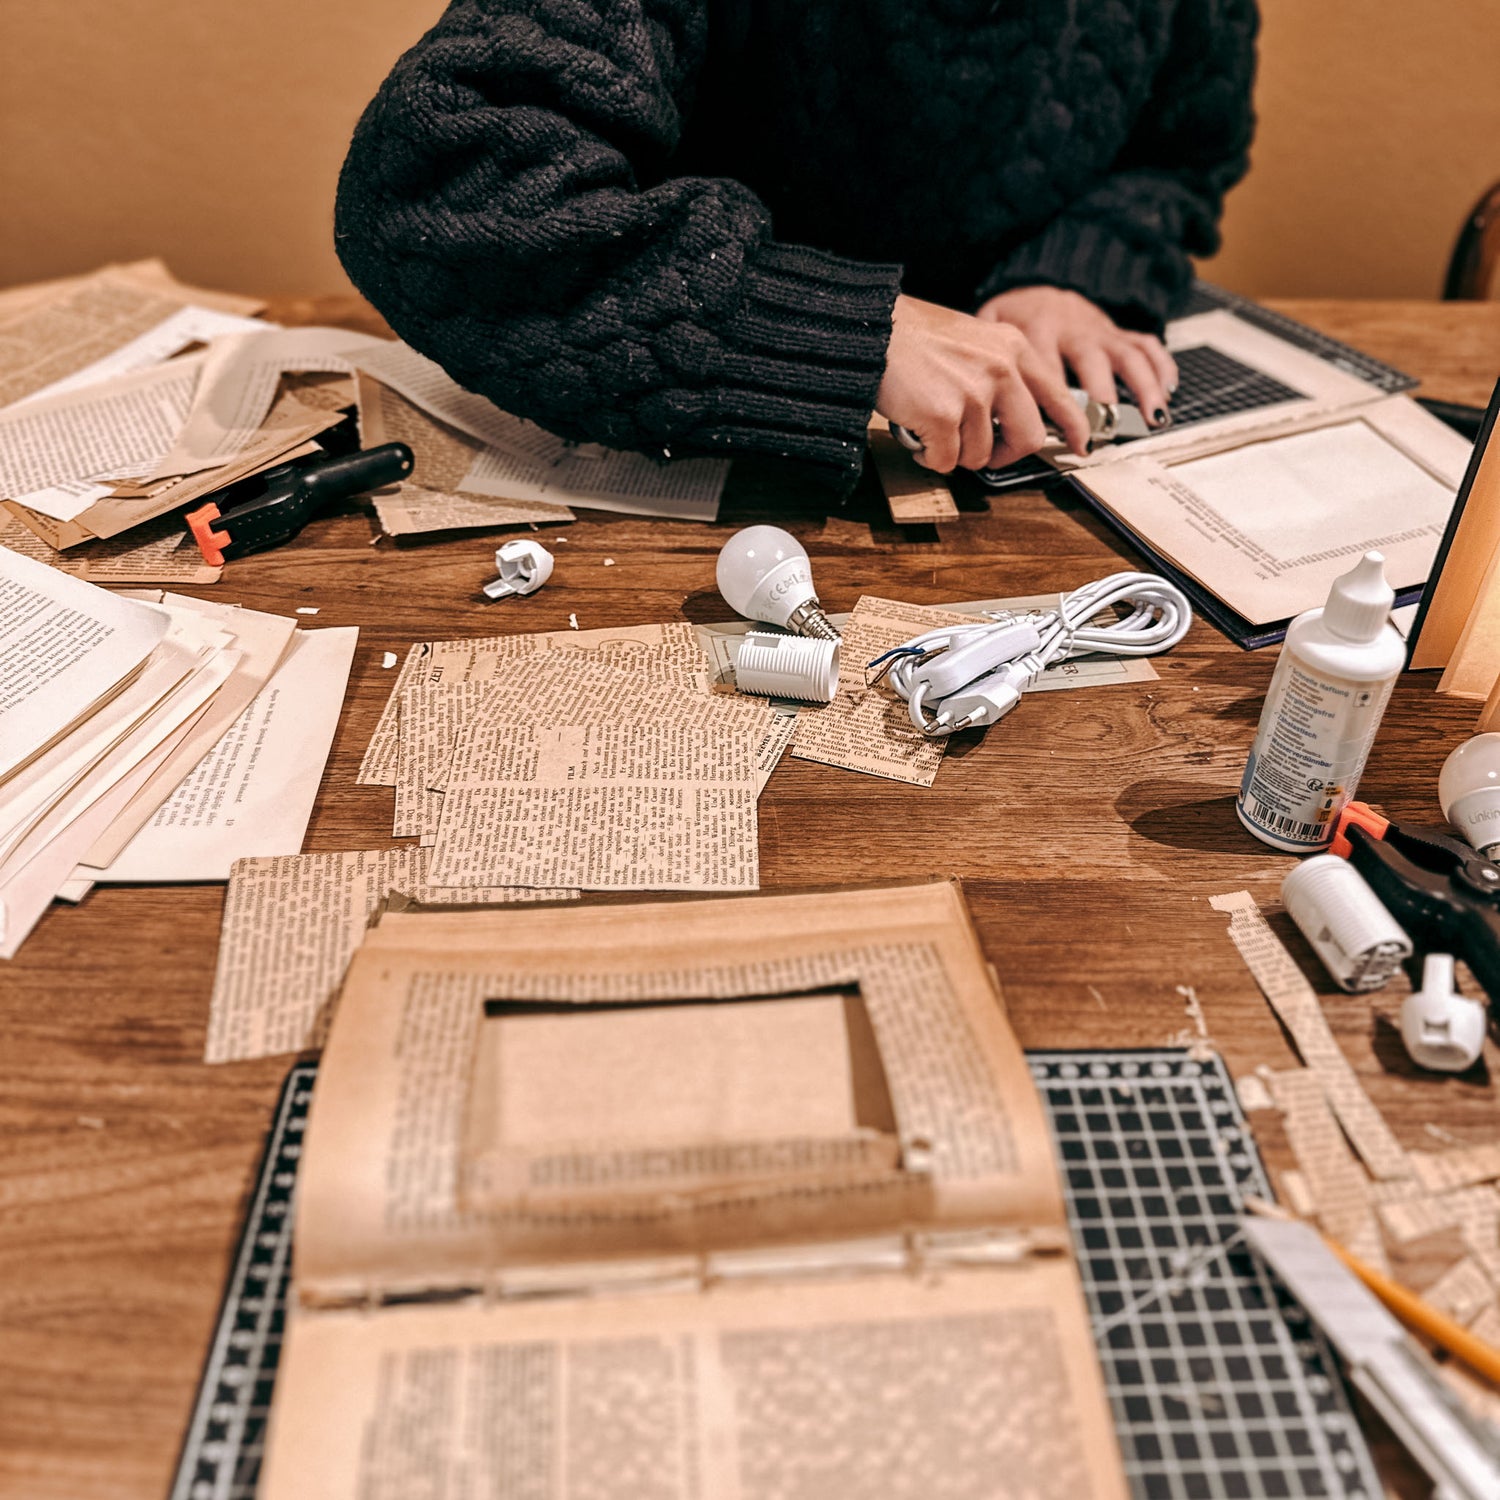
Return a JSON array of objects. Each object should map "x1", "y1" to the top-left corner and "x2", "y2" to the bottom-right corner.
[
  {"x1": 185, "y1": 502, "x2": 232, "y2": 568},
  {"x1": 1331, "y1": 800, "x2": 1390, "y2": 859}
]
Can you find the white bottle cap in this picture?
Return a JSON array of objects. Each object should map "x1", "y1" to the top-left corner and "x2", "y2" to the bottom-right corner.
[
  {"x1": 734, "y1": 631, "x2": 839, "y2": 703},
  {"x1": 1322, "y1": 550, "x2": 1395, "y2": 642}
]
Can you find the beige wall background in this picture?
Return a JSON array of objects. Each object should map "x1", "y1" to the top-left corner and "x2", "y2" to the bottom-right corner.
[{"x1": 2, "y1": 0, "x2": 1498, "y2": 303}]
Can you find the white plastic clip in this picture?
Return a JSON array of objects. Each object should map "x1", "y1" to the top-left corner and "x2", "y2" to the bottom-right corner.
[
  {"x1": 1400, "y1": 954, "x2": 1487, "y2": 1073},
  {"x1": 483, "y1": 539, "x2": 554, "y2": 600}
]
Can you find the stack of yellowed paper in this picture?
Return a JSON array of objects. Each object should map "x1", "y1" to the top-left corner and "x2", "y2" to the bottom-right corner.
[
  {"x1": 0, "y1": 261, "x2": 364, "y2": 556},
  {"x1": 365, "y1": 620, "x2": 783, "y2": 893},
  {"x1": 254, "y1": 881, "x2": 1128, "y2": 1500},
  {"x1": 0, "y1": 544, "x2": 358, "y2": 956}
]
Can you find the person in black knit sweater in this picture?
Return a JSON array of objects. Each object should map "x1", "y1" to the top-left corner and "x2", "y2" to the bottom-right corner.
[{"x1": 335, "y1": 0, "x2": 1257, "y2": 489}]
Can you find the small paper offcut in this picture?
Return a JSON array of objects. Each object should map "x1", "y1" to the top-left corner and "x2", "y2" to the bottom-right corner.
[{"x1": 1211, "y1": 889, "x2": 1410, "y2": 1181}]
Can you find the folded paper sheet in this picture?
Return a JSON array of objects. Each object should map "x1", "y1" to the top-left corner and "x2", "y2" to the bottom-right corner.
[{"x1": 350, "y1": 338, "x2": 728, "y2": 522}]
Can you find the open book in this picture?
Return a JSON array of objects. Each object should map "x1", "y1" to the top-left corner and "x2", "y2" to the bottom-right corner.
[
  {"x1": 260, "y1": 881, "x2": 1126, "y2": 1499},
  {"x1": 1034, "y1": 307, "x2": 1473, "y2": 647}
]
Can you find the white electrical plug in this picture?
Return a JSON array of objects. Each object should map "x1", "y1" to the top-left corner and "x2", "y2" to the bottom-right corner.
[
  {"x1": 483, "y1": 540, "x2": 554, "y2": 600},
  {"x1": 1399, "y1": 954, "x2": 1487, "y2": 1072}
]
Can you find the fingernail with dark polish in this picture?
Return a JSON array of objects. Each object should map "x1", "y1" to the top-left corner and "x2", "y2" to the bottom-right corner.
[{"x1": 1152, "y1": 407, "x2": 1168, "y2": 426}]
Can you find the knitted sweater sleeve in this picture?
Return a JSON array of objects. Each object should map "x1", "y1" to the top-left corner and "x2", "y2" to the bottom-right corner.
[
  {"x1": 976, "y1": 0, "x2": 1259, "y2": 331},
  {"x1": 334, "y1": 0, "x2": 901, "y2": 486}
]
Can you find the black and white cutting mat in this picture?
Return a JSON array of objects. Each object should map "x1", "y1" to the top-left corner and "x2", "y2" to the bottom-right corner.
[
  {"x1": 170, "y1": 1050, "x2": 1382, "y2": 1500},
  {"x1": 1030, "y1": 1049, "x2": 1382, "y2": 1500}
]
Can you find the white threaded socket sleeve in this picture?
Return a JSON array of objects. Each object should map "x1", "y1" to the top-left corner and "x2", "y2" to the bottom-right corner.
[
  {"x1": 1281, "y1": 853, "x2": 1412, "y2": 992},
  {"x1": 734, "y1": 632, "x2": 840, "y2": 703}
]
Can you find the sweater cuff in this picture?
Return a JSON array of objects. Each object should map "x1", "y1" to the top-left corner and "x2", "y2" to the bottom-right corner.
[
  {"x1": 696, "y1": 241, "x2": 902, "y2": 487},
  {"x1": 977, "y1": 216, "x2": 1186, "y2": 334}
]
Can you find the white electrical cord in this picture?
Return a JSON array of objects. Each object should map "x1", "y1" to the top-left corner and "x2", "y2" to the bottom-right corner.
[{"x1": 869, "y1": 571, "x2": 1193, "y2": 736}]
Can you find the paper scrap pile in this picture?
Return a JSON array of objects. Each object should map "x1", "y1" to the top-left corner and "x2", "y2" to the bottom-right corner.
[
  {"x1": 0, "y1": 260, "x2": 728, "y2": 575},
  {"x1": 0, "y1": 261, "x2": 363, "y2": 556},
  {"x1": 198, "y1": 620, "x2": 791, "y2": 1064},
  {"x1": 1215, "y1": 890, "x2": 1500, "y2": 1429},
  {"x1": 0, "y1": 544, "x2": 356, "y2": 958},
  {"x1": 366, "y1": 621, "x2": 785, "y2": 891}
]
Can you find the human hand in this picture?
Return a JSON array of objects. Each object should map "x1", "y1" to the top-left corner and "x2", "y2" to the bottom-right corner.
[
  {"x1": 975, "y1": 286, "x2": 1178, "y2": 427},
  {"x1": 875, "y1": 294, "x2": 1091, "y2": 473}
]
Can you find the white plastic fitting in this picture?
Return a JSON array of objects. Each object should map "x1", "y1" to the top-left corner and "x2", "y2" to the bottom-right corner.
[
  {"x1": 1399, "y1": 954, "x2": 1487, "y2": 1072},
  {"x1": 1281, "y1": 854, "x2": 1412, "y2": 992},
  {"x1": 483, "y1": 539, "x2": 554, "y2": 600},
  {"x1": 734, "y1": 631, "x2": 840, "y2": 703}
]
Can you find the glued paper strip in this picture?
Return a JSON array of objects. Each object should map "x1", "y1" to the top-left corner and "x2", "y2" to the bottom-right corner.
[{"x1": 1211, "y1": 890, "x2": 1410, "y2": 1180}]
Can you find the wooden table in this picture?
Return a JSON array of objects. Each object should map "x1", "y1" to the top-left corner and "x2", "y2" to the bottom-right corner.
[{"x1": 2, "y1": 299, "x2": 1497, "y2": 1499}]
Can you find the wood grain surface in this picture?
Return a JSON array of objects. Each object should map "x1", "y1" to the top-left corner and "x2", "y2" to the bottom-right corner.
[{"x1": 1, "y1": 299, "x2": 1497, "y2": 1499}]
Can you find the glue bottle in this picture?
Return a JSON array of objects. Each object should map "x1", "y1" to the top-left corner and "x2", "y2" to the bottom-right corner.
[{"x1": 1237, "y1": 551, "x2": 1404, "y2": 852}]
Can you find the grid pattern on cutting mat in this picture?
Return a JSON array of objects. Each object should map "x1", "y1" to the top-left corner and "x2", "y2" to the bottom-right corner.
[
  {"x1": 1119, "y1": 344, "x2": 1306, "y2": 430},
  {"x1": 1030, "y1": 1050, "x2": 1381, "y2": 1500},
  {"x1": 168, "y1": 1062, "x2": 314, "y2": 1500}
]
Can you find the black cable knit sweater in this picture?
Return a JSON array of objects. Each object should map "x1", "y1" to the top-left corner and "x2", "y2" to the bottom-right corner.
[{"x1": 335, "y1": 0, "x2": 1257, "y2": 488}]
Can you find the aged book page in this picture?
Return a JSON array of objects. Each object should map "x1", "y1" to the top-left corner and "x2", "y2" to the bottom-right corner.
[
  {"x1": 427, "y1": 659, "x2": 769, "y2": 890},
  {"x1": 1080, "y1": 398, "x2": 1471, "y2": 626},
  {"x1": 204, "y1": 846, "x2": 578, "y2": 1063},
  {"x1": 293, "y1": 882, "x2": 1063, "y2": 1297},
  {"x1": 357, "y1": 375, "x2": 489, "y2": 493},
  {"x1": 372, "y1": 482, "x2": 573, "y2": 537},
  {"x1": 10, "y1": 383, "x2": 344, "y2": 549},
  {"x1": 0, "y1": 510, "x2": 221, "y2": 584},
  {"x1": 349, "y1": 340, "x2": 729, "y2": 518},
  {"x1": 146, "y1": 327, "x2": 378, "y2": 481},
  {"x1": 81, "y1": 626, "x2": 358, "y2": 882},
  {"x1": 261, "y1": 1259, "x2": 1126, "y2": 1500},
  {"x1": 0, "y1": 544, "x2": 169, "y2": 779},
  {"x1": 790, "y1": 596, "x2": 973, "y2": 785},
  {"x1": 360, "y1": 620, "x2": 711, "y2": 785},
  {"x1": 79, "y1": 597, "x2": 297, "y2": 865},
  {"x1": 0, "y1": 358, "x2": 204, "y2": 513},
  {"x1": 0, "y1": 267, "x2": 252, "y2": 410}
]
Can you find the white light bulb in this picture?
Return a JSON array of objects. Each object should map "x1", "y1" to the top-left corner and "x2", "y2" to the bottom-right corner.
[
  {"x1": 715, "y1": 525, "x2": 839, "y2": 640},
  {"x1": 1438, "y1": 732, "x2": 1500, "y2": 858}
]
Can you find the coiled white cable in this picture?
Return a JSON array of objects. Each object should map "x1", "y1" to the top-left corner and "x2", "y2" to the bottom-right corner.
[{"x1": 869, "y1": 571, "x2": 1193, "y2": 736}]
